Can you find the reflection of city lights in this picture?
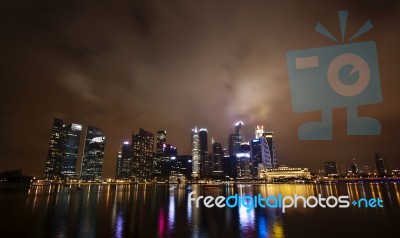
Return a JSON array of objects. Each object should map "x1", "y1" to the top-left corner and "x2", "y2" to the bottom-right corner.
[
  {"x1": 158, "y1": 208, "x2": 165, "y2": 237},
  {"x1": 168, "y1": 194, "x2": 175, "y2": 233},
  {"x1": 238, "y1": 202, "x2": 255, "y2": 234},
  {"x1": 115, "y1": 212, "x2": 124, "y2": 238}
]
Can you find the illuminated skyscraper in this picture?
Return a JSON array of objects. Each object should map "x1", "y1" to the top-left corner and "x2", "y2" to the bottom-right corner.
[
  {"x1": 61, "y1": 123, "x2": 82, "y2": 177},
  {"x1": 199, "y1": 128, "x2": 210, "y2": 178},
  {"x1": 211, "y1": 138, "x2": 224, "y2": 177},
  {"x1": 115, "y1": 141, "x2": 132, "y2": 180},
  {"x1": 262, "y1": 132, "x2": 278, "y2": 168},
  {"x1": 255, "y1": 125, "x2": 264, "y2": 139},
  {"x1": 80, "y1": 126, "x2": 106, "y2": 181},
  {"x1": 228, "y1": 134, "x2": 242, "y2": 156},
  {"x1": 131, "y1": 128, "x2": 154, "y2": 180},
  {"x1": 191, "y1": 127, "x2": 200, "y2": 178},
  {"x1": 44, "y1": 118, "x2": 67, "y2": 179},
  {"x1": 235, "y1": 121, "x2": 244, "y2": 141},
  {"x1": 154, "y1": 130, "x2": 168, "y2": 180},
  {"x1": 374, "y1": 153, "x2": 387, "y2": 177}
]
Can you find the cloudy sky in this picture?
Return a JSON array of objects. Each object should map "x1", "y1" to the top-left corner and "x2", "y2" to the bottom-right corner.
[{"x1": 1, "y1": 0, "x2": 399, "y2": 177}]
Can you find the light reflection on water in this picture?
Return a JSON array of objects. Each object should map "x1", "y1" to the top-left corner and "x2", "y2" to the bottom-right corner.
[{"x1": 0, "y1": 183, "x2": 399, "y2": 237}]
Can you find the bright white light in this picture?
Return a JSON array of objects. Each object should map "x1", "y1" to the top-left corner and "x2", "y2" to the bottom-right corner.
[
  {"x1": 171, "y1": 156, "x2": 176, "y2": 160},
  {"x1": 235, "y1": 121, "x2": 244, "y2": 126},
  {"x1": 123, "y1": 141, "x2": 129, "y2": 145},
  {"x1": 236, "y1": 153, "x2": 250, "y2": 158}
]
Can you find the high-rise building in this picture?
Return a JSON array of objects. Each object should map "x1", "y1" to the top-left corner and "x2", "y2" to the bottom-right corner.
[
  {"x1": 374, "y1": 153, "x2": 387, "y2": 177},
  {"x1": 351, "y1": 158, "x2": 358, "y2": 174},
  {"x1": 236, "y1": 142, "x2": 251, "y2": 178},
  {"x1": 175, "y1": 155, "x2": 192, "y2": 179},
  {"x1": 255, "y1": 125, "x2": 264, "y2": 139},
  {"x1": 61, "y1": 123, "x2": 82, "y2": 178},
  {"x1": 165, "y1": 144, "x2": 178, "y2": 175},
  {"x1": 115, "y1": 152, "x2": 123, "y2": 179},
  {"x1": 44, "y1": 118, "x2": 67, "y2": 179},
  {"x1": 250, "y1": 138, "x2": 270, "y2": 177},
  {"x1": 235, "y1": 121, "x2": 244, "y2": 141},
  {"x1": 115, "y1": 141, "x2": 132, "y2": 180},
  {"x1": 228, "y1": 134, "x2": 242, "y2": 156},
  {"x1": 153, "y1": 130, "x2": 168, "y2": 180},
  {"x1": 199, "y1": 128, "x2": 210, "y2": 178},
  {"x1": 222, "y1": 155, "x2": 237, "y2": 179},
  {"x1": 131, "y1": 128, "x2": 154, "y2": 180},
  {"x1": 211, "y1": 138, "x2": 224, "y2": 178},
  {"x1": 262, "y1": 132, "x2": 278, "y2": 168},
  {"x1": 80, "y1": 126, "x2": 106, "y2": 181},
  {"x1": 191, "y1": 127, "x2": 200, "y2": 178},
  {"x1": 156, "y1": 131, "x2": 166, "y2": 154},
  {"x1": 325, "y1": 161, "x2": 343, "y2": 176}
]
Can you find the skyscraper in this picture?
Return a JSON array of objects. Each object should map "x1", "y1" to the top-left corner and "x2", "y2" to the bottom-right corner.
[
  {"x1": 115, "y1": 141, "x2": 132, "y2": 180},
  {"x1": 250, "y1": 138, "x2": 271, "y2": 177},
  {"x1": 211, "y1": 138, "x2": 224, "y2": 177},
  {"x1": 237, "y1": 142, "x2": 251, "y2": 178},
  {"x1": 325, "y1": 161, "x2": 343, "y2": 176},
  {"x1": 255, "y1": 125, "x2": 264, "y2": 139},
  {"x1": 154, "y1": 130, "x2": 168, "y2": 180},
  {"x1": 191, "y1": 127, "x2": 200, "y2": 178},
  {"x1": 131, "y1": 128, "x2": 154, "y2": 180},
  {"x1": 61, "y1": 123, "x2": 82, "y2": 178},
  {"x1": 80, "y1": 126, "x2": 106, "y2": 181},
  {"x1": 228, "y1": 134, "x2": 242, "y2": 156},
  {"x1": 44, "y1": 118, "x2": 67, "y2": 179},
  {"x1": 235, "y1": 121, "x2": 244, "y2": 141},
  {"x1": 374, "y1": 153, "x2": 387, "y2": 177},
  {"x1": 229, "y1": 121, "x2": 244, "y2": 156},
  {"x1": 262, "y1": 132, "x2": 278, "y2": 168},
  {"x1": 199, "y1": 128, "x2": 210, "y2": 178}
]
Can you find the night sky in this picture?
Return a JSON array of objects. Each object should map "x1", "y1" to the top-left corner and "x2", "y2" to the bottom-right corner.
[{"x1": 1, "y1": 0, "x2": 399, "y2": 178}]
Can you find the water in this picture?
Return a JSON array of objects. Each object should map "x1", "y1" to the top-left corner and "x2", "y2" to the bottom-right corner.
[{"x1": 1, "y1": 183, "x2": 399, "y2": 238}]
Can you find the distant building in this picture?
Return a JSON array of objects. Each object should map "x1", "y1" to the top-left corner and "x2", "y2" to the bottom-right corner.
[
  {"x1": 115, "y1": 141, "x2": 132, "y2": 180},
  {"x1": 351, "y1": 158, "x2": 358, "y2": 174},
  {"x1": 374, "y1": 153, "x2": 388, "y2": 177},
  {"x1": 61, "y1": 123, "x2": 82, "y2": 178},
  {"x1": 235, "y1": 121, "x2": 244, "y2": 141},
  {"x1": 80, "y1": 126, "x2": 106, "y2": 181},
  {"x1": 131, "y1": 128, "x2": 154, "y2": 180},
  {"x1": 324, "y1": 161, "x2": 343, "y2": 176},
  {"x1": 199, "y1": 128, "x2": 210, "y2": 178},
  {"x1": 259, "y1": 165, "x2": 311, "y2": 180},
  {"x1": 255, "y1": 125, "x2": 264, "y2": 139},
  {"x1": 228, "y1": 134, "x2": 242, "y2": 156},
  {"x1": 211, "y1": 139, "x2": 224, "y2": 178},
  {"x1": 236, "y1": 143, "x2": 251, "y2": 178},
  {"x1": 191, "y1": 127, "x2": 200, "y2": 178},
  {"x1": 222, "y1": 155, "x2": 237, "y2": 179},
  {"x1": 175, "y1": 155, "x2": 192, "y2": 179},
  {"x1": 261, "y1": 132, "x2": 278, "y2": 168},
  {"x1": 44, "y1": 118, "x2": 67, "y2": 179},
  {"x1": 153, "y1": 130, "x2": 169, "y2": 180}
]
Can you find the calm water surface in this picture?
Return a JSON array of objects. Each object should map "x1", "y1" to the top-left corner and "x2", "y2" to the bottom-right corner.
[{"x1": 1, "y1": 183, "x2": 399, "y2": 238}]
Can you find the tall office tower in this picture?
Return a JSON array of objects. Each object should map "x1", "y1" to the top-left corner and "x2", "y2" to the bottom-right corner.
[
  {"x1": 131, "y1": 128, "x2": 154, "y2": 180},
  {"x1": 154, "y1": 130, "x2": 168, "y2": 179},
  {"x1": 236, "y1": 142, "x2": 251, "y2": 178},
  {"x1": 115, "y1": 152, "x2": 123, "y2": 179},
  {"x1": 228, "y1": 134, "x2": 242, "y2": 156},
  {"x1": 61, "y1": 123, "x2": 82, "y2": 178},
  {"x1": 199, "y1": 128, "x2": 210, "y2": 178},
  {"x1": 80, "y1": 126, "x2": 106, "y2": 181},
  {"x1": 374, "y1": 153, "x2": 387, "y2": 177},
  {"x1": 191, "y1": 127, "x2": 200, "y2": 178},
  {"x1": 156, "y1": 131, "x2": 166, "y2": 153},
  {"x1": 211, "y1": 139, "x2": 224, "y2": 177},
  {"x1": 164, "y1": 144, "x2": 178, "y2": 175},
  {"x1": 325, "y1": 161, "x2": 343, "y2": 176},
  {"x1": 262, "y1": 132, "x2": 278, "y2": 168},
  {"x1": 115, "y1": 141, "x2": 132, "y2": 180},
  {"x1": 44, "y1": 118, "x2": 67, "y2": 179},
  {"x1": 250, "y1": 137, "x2": 272, "y2": 177},
  {"x1": 235, "y1": 121, "x2": 244, "y2": 141},
  {"x1": 222, "y1": 155, "x2": 238, "y2": 179},
  {"x1": 175, "y1": 155, "x2": 193, "y2": 179},
  {"x1": 255, "y1": 125, "x2": 264, "y2": 139}
]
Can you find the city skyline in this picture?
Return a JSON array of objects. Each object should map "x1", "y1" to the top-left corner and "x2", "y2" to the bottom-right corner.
[{"x1": 1, "y1": 1, "x2": 400, "y2": 178}]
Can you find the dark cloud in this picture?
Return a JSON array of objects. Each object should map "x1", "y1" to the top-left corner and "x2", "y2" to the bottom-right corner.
[{"x1": 1, "y1": 0, "x2": 399, "y2": 177}]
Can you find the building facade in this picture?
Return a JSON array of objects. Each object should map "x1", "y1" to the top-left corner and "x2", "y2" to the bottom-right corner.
[
  {"x1": 80, "y1": 126, "x2": 106, "y2": 181},
  {"x1": 131, "y1": 128, "x2": 154, "y2": 180},
  {"x1": 44, "y1": 118, "x2": 67, "y2": 179}
]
